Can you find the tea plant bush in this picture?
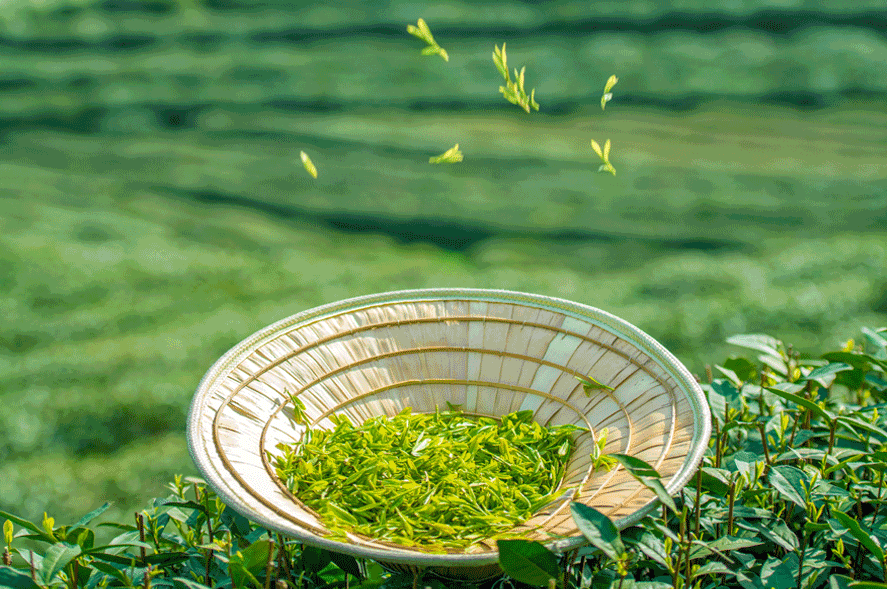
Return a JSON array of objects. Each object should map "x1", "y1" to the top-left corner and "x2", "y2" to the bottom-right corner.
[{"x1": 3, "y1": 328, "x2": 886, "y2": 589}]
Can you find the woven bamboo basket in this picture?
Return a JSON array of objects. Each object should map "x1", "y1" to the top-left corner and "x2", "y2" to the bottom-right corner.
[{"x1": 187, "y1": 289, "x2": 711, "y2": 580}]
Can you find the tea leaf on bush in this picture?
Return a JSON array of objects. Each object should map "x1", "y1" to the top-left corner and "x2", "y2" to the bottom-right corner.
[
  {"x1": 768, "y1": 465, "x2": 809, "y2": 509},
  {"x1": 832, "y1": 510, "x2": 885, "y2": 565},
  {"x1": 570, "y1": 502, "x2": 625, "y2": 560},
  {"x1": 802, "y1": 362, "x2": 854, "y2": 382},
  {"x1": 497, "y1": 539, "x2": 559, "y2": 587},
  {"x1": 0, "y1": 566, "x2": 40, "y2": 589},
  {"x1": 726, "y1": 334, "x2": 783, "y2": 358},
  {"x1": 72, "y1": 503, "x2": 111, "y2": 529},
  {"x1": 39, "y1": 542, "x2": 81, "y2": 585},
  {"x1": 766, "y1": 386, "x2": 834, "y2": 421}
]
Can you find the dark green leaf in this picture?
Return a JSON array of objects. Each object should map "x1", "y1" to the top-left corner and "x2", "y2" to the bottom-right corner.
[
  {"x1": 71, "y1": 503, "x2": 112, "y2": 529},
  {"x1": 611, "y1": 454, "x2": 660, "y2": 478},
  {"x1": 722, "y1": 357, "x2": 759, "y2": 382},
  {"x1": 145, "y1": 552, "x2": 191, "y2": 566},
  {"x1": 766, "y1": 387, "x2": 834, "y2": 421},
  {"x1": 64, "y1": 527, "x2": 94, "y2": 550},
  {"x1": 726, "y1": 334, "x2": 782, "y2": 358},
  {"x1": 830, "y1": 574, "x2": 854, "y2": 589},
  {"x1": 237, "y1": 539, "x2": 272, "y2": 574},
  {"x1": 836, "y1": 416, "x2": 887, "y2": 441},
  {"x1": 89, "y1": 561, "x2": 131, "y2": 585},
  {"x1": 802, "y1": 363, "x2": 853, "y2": 382},
  {"x1": 832, "y1": 510, "x2": 885, "y2": 563},
  {"x1": 849, "y1": 583, "x2": 887, "y2": 589},
  {"x1": 328, "y1": 551, "x2": 362, "y2": 579},
  {"x1": 688, "y1": 536, "x2": 762, "y2": 560},
  {"x1": 760, "y1": 556, "x2": 797, "y2": 589},
  {"x1": 39, "y1": 542, "x2": 82, "y2": 585},
  {"x1": 300, "y1": 545, "x2": 330, "y2": 575},
  {"x1": 172, "y1": 578, "x2": 213, "y2": 589},
  {"x1": 570, "y1": 502, "x2": 625, "y2": 560},
  {"x1": 219, "y1": 507, "x2": 252, "y2": 538},
  {"x1": 497, "y1": 539, "x2": 559, "y2": 588},
  {"x1": 768, "y1": 465, "x2": 809, "y2": 509},
  {"x1": 695, "y1": 561, "x2": 735, "y2": 576},
  {"x1": 642, "y1": 478, "x2": 678, "y2": 515},
  {"x1": 0, "y1": 566, "x2": 40, "y2": 589}
]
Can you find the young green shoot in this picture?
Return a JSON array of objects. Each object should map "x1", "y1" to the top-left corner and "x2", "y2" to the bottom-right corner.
[
  {"x1": 429, "y1": 143, "x2": 463, "y2": 164},
  {"x1": 601, "y1": 74, "x2": 618, "y2": 110},
  {"x1": 299, "y1": 151, "x2": 318, "y2": 179},
  {"x1": 407, "y1": 18, "x2": 448, "y2": 62},
  {"x1": 493, "y1": 43, "x2": 539, "y2": 113},
  {"x1": 591, "y1": 139, "x2": 616, "y2": 176}
]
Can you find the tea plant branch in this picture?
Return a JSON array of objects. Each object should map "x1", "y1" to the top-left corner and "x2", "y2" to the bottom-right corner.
[
  {"x1": 493, "y1": 43, "x2": 539, "y2": 113},
  {"x1": 407, "y1": 18, "x2": 448, "y2": 62}
]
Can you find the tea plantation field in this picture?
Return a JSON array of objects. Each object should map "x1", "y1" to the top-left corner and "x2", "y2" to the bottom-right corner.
[{"x1": 0, "y1": 0, "x2": 885, "y2": 529}]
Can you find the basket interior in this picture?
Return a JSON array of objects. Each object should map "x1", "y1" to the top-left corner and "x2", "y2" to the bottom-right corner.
[{"x1": 190, "y1": 293, "x2": 703, "y2": 561}]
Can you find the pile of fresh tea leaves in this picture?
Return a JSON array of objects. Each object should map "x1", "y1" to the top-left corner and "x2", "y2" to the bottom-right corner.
[{"x1": 269, "y1": 406, "x2": 585, "y2": 549}]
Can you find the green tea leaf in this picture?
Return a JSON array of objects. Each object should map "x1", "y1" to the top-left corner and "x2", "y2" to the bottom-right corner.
[
  {"x1": 497, "y1": 539, "x2": 559, "y2": 587},
  {"x1": 801, "y1": 362, "x2": 853, "y2": 382},
  {"x1": 832, "y1": 510, "x2": 885, "y2": 564},
  {"x1": 611, "y1": 454, "x2": 660, "y2": 478},
  {"x1": 39, "y1": 542, "x2": 82, "y2": 585},
  {"x1": 766, "y1": 386, "x2": 834, "y2": 421},
  {"x1": 300, "y1": 151, "x2": 318, "y2": 179},
  {"x1": 726, "y1": 334, "x2": 783, "y2": 358},
  {"x1": 575, "y1": 374, "x2": 614, "y2": 392},
  {"x1": 768, "y1": 465, "x2": 809, "y2": 509},
  {"x1": 570, "y1": 502, "x2": 625, "y2": 560},
  {"x1": 300, "y1": 545, "x2": 331, "y2": 575},
  {"x1": 0, "y1": 566, "x2": 40, "y2": 589}
]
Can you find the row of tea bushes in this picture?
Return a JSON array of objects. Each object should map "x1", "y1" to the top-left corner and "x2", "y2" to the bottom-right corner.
[
  {"x1": 1, "y1": 26, "x2": 885, "y2": 126},
  {"x1": 2, "y1": 0, "x2": 886, "y2": 38}
]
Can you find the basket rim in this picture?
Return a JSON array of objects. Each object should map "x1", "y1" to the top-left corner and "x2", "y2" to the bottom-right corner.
[{"x1": 187, "y1": 288, "x2": 712, "y2": 567}]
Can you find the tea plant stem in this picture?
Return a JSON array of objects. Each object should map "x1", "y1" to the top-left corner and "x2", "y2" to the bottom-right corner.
[
  {"x1": 144, "y1": 564, "x2": 152, "y2": 589},
  {"x1": 788, "y1": 411, "x2": 801, "y2": 449},
  {"x1": 694, "y1": 470, "x2": 702, "y2": 537},
  {"x1": 727, "y1": 479, "x2": 736, "y2": 536},
  {"x1": 136, "y1": 512, "x2": 147, "y2": 563},
  {"x1": 264, "y1": 539, "x2": 275, "y2": 589},
  {"x1": 758, "y1": 422, "x2": 772, "y2": 469},
  {"x1": 276, "y1": 533, "x2": 294, "y2": 585},
  {"x1": 872, "y1": 470, "x2": 885, "y2": 527},
  {"x1": 682, "y1": 506, "x2": 693, "y2": 587},
  {"x1": 29, "y1": 551, "x2": 36, "y2": 581},
  {"x1": 796, "y1": 530, "x2": 807, "y2": 589},
  {"x1": 824, "y1": 418, "x2": 838, "y2": 474}
]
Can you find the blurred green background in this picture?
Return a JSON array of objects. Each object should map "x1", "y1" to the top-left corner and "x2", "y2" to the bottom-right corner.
[{"x1": 1, "y1": 0, "x2": 886, "y2": 527}]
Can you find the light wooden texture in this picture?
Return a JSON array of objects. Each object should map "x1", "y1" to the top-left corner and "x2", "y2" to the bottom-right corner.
[{"x1": 187, "y1": 288, "x2": 711, "y2": 568}]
